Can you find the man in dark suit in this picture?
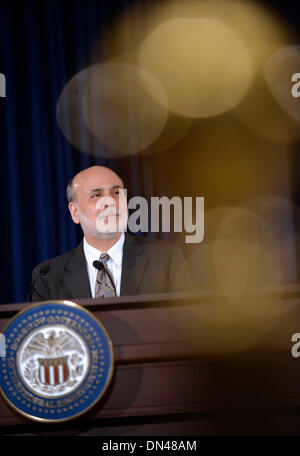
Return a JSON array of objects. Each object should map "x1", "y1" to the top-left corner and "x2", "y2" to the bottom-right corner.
[{"x1": 31, "y1": 166, "x2": 193, "y2": 301}]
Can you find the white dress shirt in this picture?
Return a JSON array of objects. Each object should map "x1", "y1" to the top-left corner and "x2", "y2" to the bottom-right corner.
[{"x1": 83, "y1": 233, "x2": 125, "y2": 297}]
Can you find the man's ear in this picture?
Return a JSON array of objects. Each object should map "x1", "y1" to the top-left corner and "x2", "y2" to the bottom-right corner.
[{"x1": 68, "y1": 202, "x2": 80, "y2": 224}]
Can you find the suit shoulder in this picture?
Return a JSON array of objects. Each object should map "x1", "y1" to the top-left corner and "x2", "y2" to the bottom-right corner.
[
  {"x1": 127, "y1": 233, "x2": 170, "y2": 245},
  {"x1": 32, "y1": 245, "x2": 81, "y2": 275},
  {"x1": 126, "y1": 233, "x2": 180, "y2": 254}
]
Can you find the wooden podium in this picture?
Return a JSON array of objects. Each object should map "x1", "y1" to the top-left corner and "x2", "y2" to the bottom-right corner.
[{"x1": 1, "y1": 288, "x2": 300, "y2": 435}]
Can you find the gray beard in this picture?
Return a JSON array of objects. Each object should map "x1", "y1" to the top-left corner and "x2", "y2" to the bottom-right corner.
[{"x1": 77, "y1": 206, "x2": 127, "y2": 239}]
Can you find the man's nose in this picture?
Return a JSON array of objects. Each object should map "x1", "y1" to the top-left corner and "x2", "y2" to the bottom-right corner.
[
  {"x1": 103, "y1": 202, "x2": 113, "y2": 210},
  {"x1": 96, "y1": 196, "x2": 116, "y2": 211}
]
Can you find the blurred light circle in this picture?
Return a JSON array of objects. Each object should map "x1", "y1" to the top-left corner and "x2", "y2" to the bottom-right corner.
[
  {"x1": 57, "y1": 63, "x2": 168, "y2": 157},
  {"x1": 82, "y1": 62, "x2": 168, "y2": 155},
  {"x1": 188, "y1": 205, "x2": 283, "y2": 300},
  {"x1": 140, "y1": 17, "x2": 254, "y2": 118},
  {"x1": 104, "y1": 0, "x2": 290, "y2": 69},
  {"x1": 91, "y1": 54, "x2": 193, "y2": 155}
]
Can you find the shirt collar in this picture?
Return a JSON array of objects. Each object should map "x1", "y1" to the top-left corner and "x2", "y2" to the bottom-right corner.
[{"x1": 83, "y1": 232, "x2": 125, "y2": 269}]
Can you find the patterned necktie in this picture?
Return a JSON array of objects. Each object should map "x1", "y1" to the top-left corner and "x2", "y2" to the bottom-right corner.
[{"x1": 94, "y1": 253, "x2": 116, "y2": 298}]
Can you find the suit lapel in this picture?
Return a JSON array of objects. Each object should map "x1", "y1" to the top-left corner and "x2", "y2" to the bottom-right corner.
[
  {"x1": 120, "y1": 234, "x2": 148, "y2": 296},
  {"x1": 61, "y1": 235, "x2": 147, "y2": 298},
  {"x1": 62, "y1": 242, "x2": 92, "y2": 298}
]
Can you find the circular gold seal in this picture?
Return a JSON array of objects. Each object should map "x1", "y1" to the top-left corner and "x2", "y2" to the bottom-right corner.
[{"x1": 0, "y1": 300, "x2": 114, "y2": 422}]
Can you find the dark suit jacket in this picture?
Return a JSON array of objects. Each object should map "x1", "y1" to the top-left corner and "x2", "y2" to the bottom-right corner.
[{"x1": 31, "y1": 233, "x2": 193, "y2": 301}]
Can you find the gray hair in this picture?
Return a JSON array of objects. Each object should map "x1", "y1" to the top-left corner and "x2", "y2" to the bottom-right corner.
[{"x1": 66, "y1": 178, "x2": 76, "y2": 203}]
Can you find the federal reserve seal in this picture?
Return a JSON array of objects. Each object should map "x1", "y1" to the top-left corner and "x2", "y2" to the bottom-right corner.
[{"x1": 0, "y1": 301, "x2": 114, "y2": 422}]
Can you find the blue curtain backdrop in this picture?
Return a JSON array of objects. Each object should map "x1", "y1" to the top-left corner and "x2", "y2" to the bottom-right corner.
[
  {"x1": 0, "y1": 0, "x2": 300, "y2": 303},
  {"x1": 0, "y1": 0, "x2": 160, "y2": 303}
]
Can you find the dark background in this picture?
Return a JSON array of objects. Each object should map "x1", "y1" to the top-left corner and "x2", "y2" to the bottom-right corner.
[{"x1": 0, "y1": 0, "x2": 300, "y2": 304}]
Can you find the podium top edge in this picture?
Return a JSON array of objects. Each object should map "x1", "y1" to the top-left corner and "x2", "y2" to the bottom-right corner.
[{"x1": 2, "y1": 284, "x2": 300, "y2": 314}]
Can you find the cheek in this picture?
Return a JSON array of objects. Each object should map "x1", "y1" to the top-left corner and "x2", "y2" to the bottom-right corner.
[
  {"x1": 118, "y1": 199, "x2": 127, "y2": 213},
  {"x1": 87, "y1": 201, "x2": 99, "y2": 215}
]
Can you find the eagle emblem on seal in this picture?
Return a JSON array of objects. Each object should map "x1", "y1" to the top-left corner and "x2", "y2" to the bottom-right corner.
[{"x1": 18, "y1": 328, "x2": 89, "y2": 397}]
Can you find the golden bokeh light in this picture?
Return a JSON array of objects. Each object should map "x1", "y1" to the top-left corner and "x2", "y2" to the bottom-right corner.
[
  {"x1": 105, "y1": 0, "x2": 290, "y2": 68},
  {"x1": 147, "y1": 0, "x2": 290, "y2": 65},
  {"x1": 233, "y1": 74, "x2": 300, "y2": 144},
  {"x1": 184, "y1": 203, "x2": 295, "y2": 354},
  {"x1": 58, "y1": 0, "x2": 295, "y2": 156},
  {"x1": 103, "y1": 0, "x2": 291, "y2": 121},
  {"x1": 189, "y1": 205, "x2": 283, "y2": 297},
  {"x1": 212, "y1": 237, "x2": 264, "y2": 303},
  {"x1": 174, "y1": 116, "x2": 281, "y2": 197},
  {"x1": 139, "y1": 17, "x2": 254, "y2": 118}
]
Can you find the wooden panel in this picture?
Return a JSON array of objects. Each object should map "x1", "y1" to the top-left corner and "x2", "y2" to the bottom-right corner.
[{"x1": 1, "y1": 289, "x2": 300, "y2": 434}]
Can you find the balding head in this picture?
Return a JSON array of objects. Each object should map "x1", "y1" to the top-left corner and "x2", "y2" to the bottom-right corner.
[
  {"x1": 66, "y1": 166, "x2": 123, "y2": 203},
  {"x1": 67, "y1": 166, "x2": 127, "y2": 244}
]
